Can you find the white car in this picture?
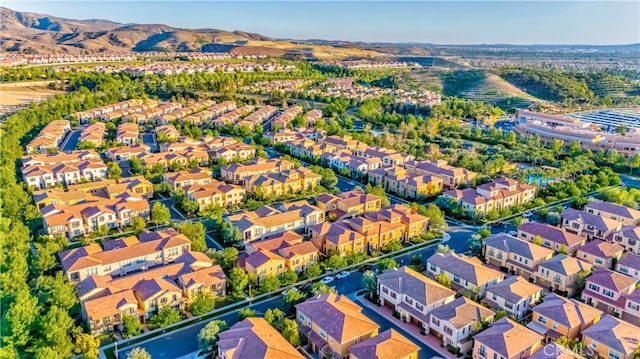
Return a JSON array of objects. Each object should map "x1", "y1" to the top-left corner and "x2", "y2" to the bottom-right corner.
[
  {"x1": 336, "y1": 271, "x2": 350, "y2": 279},
  {"x1": 508, "y1": 230, "x2": 518, "y2": 236},
  {"x1": 523, "y1": 212, "x2": 533, "y2": 218},
  {"x1": 320, "y1": 276, "x2": 335, "y2": 284}
]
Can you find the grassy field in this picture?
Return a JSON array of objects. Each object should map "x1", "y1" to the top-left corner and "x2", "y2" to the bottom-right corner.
[
  {"x1": 0, "y1": 81, "x2": 64, "y2": 105},
  {"x1": 244, "y1": 40, "x2": 385, "y2": 60}
]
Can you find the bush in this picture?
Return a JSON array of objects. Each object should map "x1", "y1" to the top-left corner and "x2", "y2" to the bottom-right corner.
[
  {"x1": 420, "y1": 327, "x2": 427, "y2": 335},
  {"x1": 393, "y1": 310, "x2": 401, "y2": 319},
  {"x1": 447, "y1": 345, "x2": 461, "y2": 354}
]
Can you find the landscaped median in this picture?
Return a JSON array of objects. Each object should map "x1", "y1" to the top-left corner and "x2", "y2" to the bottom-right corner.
[{"x1": 100, "y1": 236, "x2": 443, "y2": 359}]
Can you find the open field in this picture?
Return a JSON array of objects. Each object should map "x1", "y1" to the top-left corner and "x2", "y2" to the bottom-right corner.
[
  {"x1": 244, "y1": 40, "x2": 385, "y2": 60},
  {"x1": 0, "y1": 81, "x2": 64, "y2": 105}
]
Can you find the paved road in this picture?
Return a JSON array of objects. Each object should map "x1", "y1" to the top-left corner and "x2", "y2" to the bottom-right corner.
[
  {"x1": 149, "y1": 198, "x2": 185, "y2": 222},
  {"x1": 60, "y1": 129, "x2": 82, "y2": 152},
  {"x1": 621, "y1": 174, "x2": 640, "y2": 189},
  {"x1": 141, "y1": 132, "x2": 157, "y2": 152}
]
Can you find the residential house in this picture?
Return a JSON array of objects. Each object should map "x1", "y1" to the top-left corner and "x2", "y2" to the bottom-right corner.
[
  {"x1": 581, "y1": 315, "x2": 640, "y2": 359},
  {"x1": 265, "y1": 130, "x2": 298, "y2": 144},
  {"x1": 527, "y1": 293, "x2": 602, "y2": 340},
  {"x1": 348, "y1": 329, "x2": 420, "y2": 359},
  {"x1": 162, "y1": 168, "x2": 212, "y2": 191},
  {"x1": 622, "y1": 288, "x2": 640, "y2": 326},
  {"x1": 155, "y1": 125, "x2": 180, "y2": 142},
  {"x1": 210, "y1": 143, "x2": 256, "y2": 163},
  {"x1": 404, "y1": 159, "x2": 476, "y2": 190},
  {"x1": 22, "y1": 159, "x2": 108, "y2": 189},
  {"x1": 582, "y1": 268, "x2": 637, "y2": 317},
  {"x1": 378, "y1": 266, "x2": 456, "y2": 328},
  {"x1": 220, "y1": 158, "x2": 295, "y2": 183},
  {"x1": 243, "y1": 167, "x2": 321, "y2": 197},
  {"x1": 59, "y1": 228, "x2": 190, "y2": 281},
  {"x1": 483, "y1": 233, "x2": 554, "y2": 279},
  {"x1": 303, "y1": 109, "x2": 323, "y2": 126},
  {"x1": 105, "y1": 144, "x2": 150, "y2": 162},
  {"x1": 308, "y1": 221, "x2": 366, "y2": 256},
  {"x1": 116, "y1": 123, "x2": 139, "y2": 146},
  {"x1": 517, "y1": 222, "x2": 587, "y2": 255},
  {"x1": 342, "y1": 216, "x2": 405, "y2": 252},
  {"x1": 584, "y1": 201, "x2": 640, "y2": 226},
  {"x1": 428, "y1": 296, "x2": 495, "y2": 353},
  {"x1": 472, "y1": 318, "x2": 542, "y2": 359},
  {"x1": 443, "y1": 177, "x2": 536, "y2": 216},
  {"x1": 355, "y1": 146, "x2": 414, "y2": 167},
  {"x1": 315, "y1": 190, "x2": 382, "y2": 220},
  {"x1": 185, "y1": 181, "x2": 246, "y2": 211},
  {"x1": 217, "y1": 318, "x2": 303, "y2": 359},
  {"x1": 243, "y1": 249, "x2": 287, "y2": 279},
  {"x1": 26, "y1": 119, "x2": 71, "y2": 154},
  {"x1": 22, "y1": 150, "x2": 100, "y2": 167},
  {"x1": 79, "y1": 122, "x2": 107, "y2": 147},
  {"x1": 610, "y1": 225, "x2": 640, "y2": 255},
  {"x1": 529, "y1": 343, "x2": 586, "y2": 359},
  {"x1": 367, "y1": 166, "x2": 442, "y2": 199},
  {"x1": 427, "y1": 251, "x2": 504, "y2": 299},
  {"x1": 534, "y1": 254, "x2": 592, "y2": 295},
  {"x1": 576, "y1": 240, "x2": 624, "y2": 269},
  {"x1": 560, "y1": 208, "x2": 623, "y2": 240},
  {"x1": 296, "y1": 293, "x2": 379, "y2": 358},
  {"x1": 484, "y1": 276, "x2": 544, "y2": 320},
  {"x1": 245, "y1": 231, "x2": 319, "y2": 274},
  {"x1": 365, "y1": 204, "x2": 429, "y2": 241},
  {"x1": 323, "y1": 135, "x2": 362, "y2": 151},
  {"x1": 616, "y1": 252, "x2": 640, "y2": 281}
]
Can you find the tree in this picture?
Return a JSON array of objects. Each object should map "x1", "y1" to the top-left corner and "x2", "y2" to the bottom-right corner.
[
  {"x1": 210, "y1": 247, "x2": 239, "y2": 270},
  {"x1": 180, "y1": 197, "x2": 199, "y2": 216},
  {"x1": 35, "y1": 272, "x2": 78, "y2": 310},
  {"x1": 279, "y1": 269, "x2": 298, "y2": 286},
  {"x1": 73, "y1": 333, "x2": 100, "y2": 359},
  {"x1": 281, "y1": 318, "x2": 301, "y2": 347},
  {"x1": 559, "y1": 244, "x2": 568, "y2": 255},
  {"x1": 178, "y1": 221, "x2": 207, "y2": 252},
  {"x1": 94, "y1": 224, "x2": 110, "y2": 238},
  {"x1": 131, "y1": 216, "x2": 146, "y2": 234},
  {"x1": 198, "y1": 320, "x2": 228, "y2": 351},
  {"x1": 283, "y1": 289, "x2": 306, "y2": 312},
  {"x1": 260, "y1": 275, "x2": 281, "y2": 292},
  {"x1": 150, "y1": 202, "x2": 170, "y2": 227},
  {"x1": 628, "y1": 154, "x2": 640, "y2": 175},
  {"x1": 436, "y1": 272, "x2": 452, "y2": 288},
  {"x1": 310, "y1": 282, "x2": 337, "y2": 296},
  {"x1": 122, "y1": 315, "x2": 143, "y2": 338},
  {"x1": 127, "y1": 347, "x2": 151, "y2": 359},
  {"x1": 129, "y1": 157, "x2": 145, "y2": 175},
  {"x1": 381, "y1": 240, "x2": 403, "y2": 253},
  {"x1": 532, "y1": 235, "x2": 543, "y2": 245},
  {"x1": 377, "y1": 258, "x2": 398, "y2": 271},
  {"x1": 228, "y1": 267, "x2": 249, "y2": 296},
  {"x1": 37, "y1": 306, "x2": 75, "y2": 358},
  {"x1": 485, "y1": 209, "x2": 500, "y2": 221},
  {"x1": 221, "y1": 222, "x2": 243, "y2": 246},
  {"x1": 322, "y1": 255, "x2": 348, "y2": 271},
  {"x1": 238, "y1": 308, "x2": 256, "y2": 320},
  {"x1": 304, "y1": 263, "x2": 323, "y2": 278},
  {"x1": 423, "y1": 204, "x2": 447, "y2": 232},
  {"x1": 188, "y1": 293, "x2": 216, "y2": 316},
  {"x1": 107, "y1": 162, "x2": 122, "y2": 179},
  {"x1": 362, "y1": 270, "x2": 376, "y2": 296},
  {"x1": 147, "y1": 306, "x2": 182, "y2": 329},
  {"x1": 3, "y1": 289, "x2": 39, "y2": 346},
  {"x1": 364, "y1": 184, "x2": 390, "y2": 206},
  {"x1": 436, "y1": 244, "x2": 452, "y2": 253},
  {"x1": 264, "y1": 308, "x2": 285, "y2": 326},
  {"x1": 575, "y1": 270, "x2": 591, "y2": 292}
]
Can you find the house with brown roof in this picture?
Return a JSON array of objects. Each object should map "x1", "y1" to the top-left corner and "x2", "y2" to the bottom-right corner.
[
  {"x1": 315, "y1": 189, "x2": 382, "y2": 220},
  {"x1": 443, "y1": 177, "x2": 536, "y2": 216},
  {"x1": 243, "y1": 167, "x2": 321, "y2": 198},
  {"x1": 426, "y1": 251, "x2": 504, "y2": 299},
  {"x1": 560, "y1": 208, "x2": 623, "y2": 240},
  {"x1": 79, "y1": 122, "x2": 107, "y2": 147},
  {"x1": 581, "y1": 315, "x2": 640, "y2": 359},
  {"x1": 611, "y1": 225, "x2": 640, "y2": 255},
  {"x1": 348, "y1": 329, "x2": 420, "y2": 359},
  {"x1": 22, "y1": 159, "x2": 109, "y2": 189},
  {"x1": 155, "y1": 124, "x2": 180, "y2": 142},
  {"x1": 428, "y1": 296, "x2": 495, "y2": 353},
  {"x1": 365, "y1": 204, "x2": 429, "y2": 241},
  {"x1": 404, "y1": 159, "x2": 476, "y2": 190},
  {"x1": 581, "y1": 268, "x2": 637, "y2": 317},
  {"x1": 576, "y1": 239, "x2": 624, "y2": 269},
  {"x1": 343, "y1": 216, "x2": 405, "y2": 252},
  {"x1": 367, "y1": 166, "x2": 443, "y2": 199},
  {"x1": 584, "y1": 201, "x2": 640, "y2": 226},
  {"x1": 296, "y1": 293, "x2": 379, "y2": 358},
  {"x1": 534, "y1": 254, "x2": 592, "y2": 295},
  {"x1": 217, "y1": 317, "x2": 303, "y2": 359},
  {"x1": 243, "y1": 249, "x2": 287, "y2": 279},
  {"x1": 105, "y1": 144, "x2": 150, "y2": 162},
  {"x1": 59, "y1": 228, "x2": 191, "y2": 281},
  {"x1": 265, "y1": 130, "x2": 298, "y2": 144},
  {"x1": 308, "y1": 221, "x2": 366, "y2": 256},
  {"x1": 116, "y1": 122, "x2": 139, "y2": 146},
  {"x1": 244, "y1": 231, "x2": 319, "y2": 274},
  {"x1": 529, "y1": 342, "x2": 586, "y2": 359},
  {"x1": 162, "y1": 168, "x2": 212, "y2": 191},
  {"x1": 220, "y1": 158, "x2": 296, "y2": 183},
  {"x1": 483, "y1": 233, "x2": 554, "y2": 279},
  {"x1": 26, "y1": 119, "x2": 71, "y2": 154},
  {"x1": 22, "y1": 149, "x2": 100, "y2": 167},
  {"x1": 185, "y1": 181, "x2": 246, "y2": 211},
  {"x1": 377, "y1": 266, "x2": 456, "y2": 328},
  {"x1": 616, "y1": 252, "x2": 640, "y2": 281},
  {"x1": 484, "y1": 276, "x2": 544, "y2": 320},
  {"x1": 210, "y1": 143, "x2": 256, "y2": 163},
  {"x1": 472, "y1": 318, "x2": 542, "y2": 359},
  {"x1": 517, "y1": 222, "x2": 587, "y2": 254},
  {"x1": 527, "y1": 293, "x2": 602, "y2": 340}
]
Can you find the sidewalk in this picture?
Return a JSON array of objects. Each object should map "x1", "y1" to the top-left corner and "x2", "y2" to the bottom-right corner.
[{"x1": 357, "y1": 297, "x2": 457, "y2": 359}]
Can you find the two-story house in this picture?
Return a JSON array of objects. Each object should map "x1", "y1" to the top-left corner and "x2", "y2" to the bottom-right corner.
[
  {"x1": 296, "y1": 293, "x2": 379, "y2": 358},
  {"x1": 427, "y1": 296, "x2": 495, "y2": 354},
  {"x1": 610, "y1": 225, "x2": 640, "y2": 255},
  {"x1": 534, "y1": 254, "x2": 592, "y2": 295},
  {"x1": 527, "y1": 293, "x2": 602, "y2": 340},
  {"x1": 472, "y1": 318, "x2": 542, "y2": 359},
  {"x1": 484, "y1": 276, "x2": 544, "y2": 320},
  {"x1": 348, "y1": 329, "x2": 420, "y2": 359},
  {"x1": 162, "y1": 168, "x2": 212, "y2": 191},
  {"x1": 584, "y1": 201, "x2": 640, "y2": 226},
  {"x1": 560, "y1": 208, "x2": 623, "y2": 240},
  {"x1": 483, "y1": 233, "x2": 554, "y2": 279},
  {"x1": 576, "y1": 240, "x2": 624, "y2": 269},
  {"x1": 582, "y1": 268, "x2": 637, "y2": 317},
  {"x1": 427, "y1": 251, "x2": 504, "y2": 299},
  {"x1": 517, "y1": 222, "x2": 587, "y2": 255},
  {"x1": 581, "y1": 315, "x2": 640, "y2": 359},
  {"x1": 616, "y1": 252, "x2": 640, "y2": 281},
  {"x1": 377, "y1": 266, "x2": 456, "y2": 329},
  {"x1": 217, "y1": 317, "x2": 304, "y2": 359}
]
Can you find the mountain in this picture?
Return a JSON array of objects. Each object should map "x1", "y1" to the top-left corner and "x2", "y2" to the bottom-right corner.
[{"x1": 0, "y1": 7, "x2": 271, "y2": 54}]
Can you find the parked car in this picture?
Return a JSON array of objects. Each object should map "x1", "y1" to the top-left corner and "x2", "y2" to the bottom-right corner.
[
  {"x1": 359, "y1": 264, "x2": 374, "y2": 272},
  {"x1": 491, "y1": 221, "x2": 504, "y2": 228},
  {"x1": 523, "y1": 212, "x2": 533, "y2": 218},
  {"x1": 348, "y1": 180, "x2": 356, "y2": 186},
  {"x1": 336, "y1": 271, "x2": 350, "y2": 279},
  {"x1": 320, "y1": 276, "x2": 335, "y2": 284},
  {"x1": 508, "y1": 230, "x2": 518, "y2": 236}
]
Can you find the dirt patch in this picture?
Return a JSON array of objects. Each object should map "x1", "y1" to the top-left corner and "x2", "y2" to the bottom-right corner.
[{"x1": 0, "y1": 84, "x2": 63, "y2": 105}]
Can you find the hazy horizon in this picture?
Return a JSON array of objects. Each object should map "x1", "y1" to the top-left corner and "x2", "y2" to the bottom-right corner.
[{"x1": 5, "y1": 1, "x2": 640, "y2": 46}]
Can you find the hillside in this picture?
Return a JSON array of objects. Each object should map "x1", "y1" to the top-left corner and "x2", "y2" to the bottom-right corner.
[{"x1": 0, "y1": 7, "x2": 383, "y2": 59}]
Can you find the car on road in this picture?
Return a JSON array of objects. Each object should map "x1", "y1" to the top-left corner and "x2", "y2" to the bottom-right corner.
[
  {"x1": 336, "y1": 271, "x2": 350, "y2": 279},
  {"x1": 508, "y1": 230, "x2": 518, "y2": 236},
  {"x1": 348, "y1": 180, "x2": 356, "y2": 185},
  {"x1": 523, "y1": 212, "x2": 533, "y2": 218},
  {"x1": 359, "y1": 264, "x2": 374, "y2": 272},
  {"x1": 320, "y1": 276, "x2": 335, "y2": 284},
  {"x1": 491, "y1": 221, "x2": 504, "y2": 228}
]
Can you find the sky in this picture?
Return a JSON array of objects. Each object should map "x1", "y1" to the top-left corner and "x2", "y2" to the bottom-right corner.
[{"x1": 5, "y1": 1, "x2": 640, "y2": 45}]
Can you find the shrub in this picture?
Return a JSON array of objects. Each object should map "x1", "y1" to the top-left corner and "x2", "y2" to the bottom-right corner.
[{"x1": 447, "y1": 345, "x2": 461, "y2": 354}]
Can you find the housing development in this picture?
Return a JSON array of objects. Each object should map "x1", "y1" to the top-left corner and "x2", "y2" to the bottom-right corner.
[{"x1": 1, "y1": 4, "x2": 640, "y2": 359}]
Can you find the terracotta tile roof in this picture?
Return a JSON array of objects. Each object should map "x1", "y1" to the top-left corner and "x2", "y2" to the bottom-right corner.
[
  {"x1": 429, "y1": 296, "x2": 494, "y2": 329},
  {"x1": 582, "y1": 315, "x2": 640, "y2": 355},
  {"x1": 278, "y1": 241, "x2": 318, "y2": 258},
  {"x1": 530, "y1": 343, "x2": 585, "y2": 359},
  {"x1": 584, "y1": 201, "x2": 640, "y2": 222},
  {"x1": 474, "y1": 318, "x2": 542, "y2": 358},
  {"x1": 179, "y1": 264, "x2": 226, "y2": 289},
  {"x1": 427, "y1": 251, "x2": 504, "y2": 286},
  {"x1": 348, "y1": 329, "x2": 419, "y2": 359},
  {"x1": 576, "y1": 239, "x2": 624, "y2": 258},
  {"x1": 486, "y1": 276, "x2": 543, "y2": 304},
  {"x1": 484, "y1": 233, "x2": 554, "y2": 261},
  {"x1": 518, "y1": 222, "x2": 586, "y2": 247},
  {"x1": 133, "y1": 277, "x2": 182, "y2": 301},
  {"x1": 538, "y1": 254, "x2": 592, "y2": 276},
  {"x1": 378, "y1": 266, "x2": 455, "y2": 306},
  {"x1": 533, "y1": 294, "x2": 602, "y2": 328},
  {"x1": 217, "y1": 317, "x2": 303, "y2": 359},
  {"x1": 296, "y1": 293, "x2": 379, "y2": 343},
  {"x1": 586, "y1": 268, "x2": 637, "y2": 292},
  {"x1": 83, "y1": 289, "x2": 137, "y2": 320},
  {"x1": 244, "y1": 249, "x2": 285, "y2": 269},
  {"x1": 247, "y1": 231, "x2": 304, "y2": 252},
  {"x1": 618, "y1": 252, "x2": 640, "y2": 271}
]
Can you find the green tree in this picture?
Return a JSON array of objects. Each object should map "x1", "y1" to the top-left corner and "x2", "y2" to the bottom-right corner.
[
  {"x1": 179, "y1": 221, "x2": 207, "y2": 252},
  {"x1": 377, "y1": 258, "x2": 398, "y2": 271},
  {"x1": 34, "y1": 272, "x2": 78, "y2": 310},
  {"x1": 364, "y1": 184, "x2": 390, "y2": 206},
  {"x1": 132, "y1": 216, "x2": 146, "y2": 235},
  {"x1": 436, "y1": 272, "x2": 452, "y2": 289},
  {"x1": 37, "y1": 306, "x2": 75, "y2": 358},
  {"x1": 229, "y1": 267, "x2": 249, "y2": 296},
  {"x1": 283, "y1": 289, "x2": 306, "y2": 313},
  {"x1": 381, "y1": 240, "x2": 403, "y2": 253},
  {"x1": 127, "y1": 347, "x2": 151, "y2": 359},
  {"x1": 628, "y1": 154, "x2": 640, "y2": 175},
  {"x1": 264, "y1": 308, "x2": 285, "y2": 326},
  {"x1": 198, "y1": 320, "x2": 228, "y2": 351},
  {"x1": 151, "y1": 202, "x2": 171, "y2": 227},
  {"x1": 362, "y1": 270, "x2": 377, "y2": 296},
  {"x1": 122, "y1": 315, "x2": 143, "y2": 338},
  {"x1": 107, "y1": 162, "x2": 122, "y2": 179},
  {"x1": 281, "y1": 318, "x2": 301, "y2": 347},
  {"x1": 94, "y1": 224, "x2": 110, "y2": 238},
  {"x1": 304, "y1": 263, "x2": 323, "y2": 278},
  {"x1": 322, "y1": 255, "x2": 348, "y2": 270},
  {"x1": 129, "y1": 157, "x2": 145, "y2": 175},
  {"x1": 532, "y1": 235, "x2": 543, "y2": 245},
  {"x1": 279, "y1": 269, "x2": 298, "y2": 286},
  {"x1": 423, "y1": 204, "x2": 447, "y2": 232},
  {"x1": 73, "y1": 333, "x2": 100, "y2": 359},
  {"x1": 238, "y1": 308, "x2": 256, "y2": 320},
  {"x1": 187, "y1": 293, "x2": 216, "y2": 316},
  {"x1": 147, "y1": 306, "x2": 182, "y2": 329},
  {"x1": 485, "y1": 209, "x2": 501, "y2": 221},
  {"x1": 3, "y1": 289, "x2": 39, "y2": 346},
  {"x1": 559, "y1": 244, "x2": 568, "y2": 255},
  {"x1": 260, "y1": 275, "x2": 281, "y2": 292},
  {"x1": 436, "y1": 244, "x2": 452, "y2": 253},
  {"x1": 310, "y1": 282, "x2": 337, "y2": 296},
  {"x1": 575, "y1": 270, "x2": 591, "y2": 292},
  {"x1": 180, "y1": 197, "x2": 199, "y2": 216},
  {"x1": 210, "y1": 247, "x2": 239, "y2": 270}
]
